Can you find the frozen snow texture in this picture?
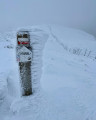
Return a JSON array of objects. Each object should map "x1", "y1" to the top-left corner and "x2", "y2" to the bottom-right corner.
[
  {"x1": 0, "y1": 25, "x2": 96, "y2": 120},
  {"x1": 41, "y1": 25, "x2": 96, "y2": 120}
]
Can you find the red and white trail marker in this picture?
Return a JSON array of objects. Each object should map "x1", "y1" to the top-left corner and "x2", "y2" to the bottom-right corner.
[{"x1": 16, "y1": 30, "x2": 32, "y2": 96}]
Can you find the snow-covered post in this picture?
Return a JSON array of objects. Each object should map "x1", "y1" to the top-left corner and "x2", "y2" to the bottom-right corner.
[{"x1": 16, "y1": 30, "x2": 32, "y2": 96}]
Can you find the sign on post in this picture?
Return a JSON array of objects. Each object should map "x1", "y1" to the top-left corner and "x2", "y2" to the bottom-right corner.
[
  {"x1": 17, "y1": 46, "x2": 32, "y2": 62},
  {"x1": 16, "y1": 30, "x2": 32, "y2": 96}
]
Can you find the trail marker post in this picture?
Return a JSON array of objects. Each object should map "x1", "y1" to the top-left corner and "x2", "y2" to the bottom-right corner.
[{"x1": 16, "y1": 30, "x2": 32, "y2": 96}]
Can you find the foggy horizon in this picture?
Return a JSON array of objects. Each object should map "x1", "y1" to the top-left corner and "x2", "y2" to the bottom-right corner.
[{"x1": 0, "y1": 0, "x2": 96, "y2": 37}]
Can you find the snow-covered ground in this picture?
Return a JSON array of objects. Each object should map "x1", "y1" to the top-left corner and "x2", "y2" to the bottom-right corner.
[{"x1": 0, "y1": 25, "x2": 96, "y2": 120}]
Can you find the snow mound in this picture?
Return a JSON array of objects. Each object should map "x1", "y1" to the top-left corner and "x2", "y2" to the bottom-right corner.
[{"x1": 0, "y1": 25, "x2": 96, "y2": 120}]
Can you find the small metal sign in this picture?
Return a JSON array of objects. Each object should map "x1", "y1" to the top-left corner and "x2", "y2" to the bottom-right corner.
[
  {"x1": 17, "y1": 46, "x2": 32, "y2": 62},
  {"x1": 17, "y1": 31, "x2": 30, "y2": 47}
]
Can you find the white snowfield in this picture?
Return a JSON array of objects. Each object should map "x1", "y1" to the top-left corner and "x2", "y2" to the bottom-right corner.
[{"x1": 0, "y1": 25, "x2": 96, "y2": 120}]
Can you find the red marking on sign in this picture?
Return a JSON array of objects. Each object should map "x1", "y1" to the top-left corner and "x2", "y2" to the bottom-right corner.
[
  {"x1": 18, "y1": 41, "x2": 29, "y2": 45},
  {"x1": 18, "y1": 41, "x2": 20, "y2": 45},
  {"x1": 22, "y1": 42, "x2": 29, "y2": 44}
]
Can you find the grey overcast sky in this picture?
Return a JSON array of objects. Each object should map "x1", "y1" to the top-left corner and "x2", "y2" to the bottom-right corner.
[{"x1": 0, "y1": 0, "x2": 96, "y2": 36}]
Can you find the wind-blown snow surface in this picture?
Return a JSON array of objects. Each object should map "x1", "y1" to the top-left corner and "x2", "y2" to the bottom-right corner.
[{"x1": 0, "y1": 25, "x2": 96, "y2": 120}]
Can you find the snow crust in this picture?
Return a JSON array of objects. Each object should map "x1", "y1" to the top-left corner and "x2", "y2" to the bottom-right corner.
[{"x1": 0, "y1": 25, "x2": 96, "y2": 120}]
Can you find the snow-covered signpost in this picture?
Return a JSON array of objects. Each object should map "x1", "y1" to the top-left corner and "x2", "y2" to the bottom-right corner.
[{"x1": 16, "y1": 30, "x2": 32, "y2": 96}]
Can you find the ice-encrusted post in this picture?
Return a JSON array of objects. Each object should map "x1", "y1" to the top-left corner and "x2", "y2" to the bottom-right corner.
[{"x1": 16, "y1": 30, "x2": 32, "y2": 96}]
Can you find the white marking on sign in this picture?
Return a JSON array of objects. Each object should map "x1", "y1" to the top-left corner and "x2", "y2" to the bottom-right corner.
[
  {"x1": 18, "y1": 38, "x2": 29, "y2": 42},
  {"x1": 17, "y1": 46, "x2": 32, "y2": 62}
]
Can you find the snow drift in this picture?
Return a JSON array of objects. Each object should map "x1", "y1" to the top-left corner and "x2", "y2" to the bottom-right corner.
[{"x1": 0, "y1": 25, "x2": 96, "y2": 120}]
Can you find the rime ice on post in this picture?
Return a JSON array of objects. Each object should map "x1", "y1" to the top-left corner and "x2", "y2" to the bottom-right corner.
[{"x1": 16, "y1": 30, "x2": 32, "y2": 96}]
